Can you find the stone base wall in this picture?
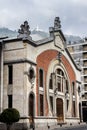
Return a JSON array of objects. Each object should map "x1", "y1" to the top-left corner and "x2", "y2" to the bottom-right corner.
[
  {"x1": 66, "y1": 117, "x2": 80, "y2": 125},
  {"x1": 0, "y1": 117, "x2": 80, "y2": 130},
  {"x1": 34, "y1": 116, "x2": 57, "y2": 128},
  {"x1": 0, "y1": 117, "x2": 58, "y2": 130}
]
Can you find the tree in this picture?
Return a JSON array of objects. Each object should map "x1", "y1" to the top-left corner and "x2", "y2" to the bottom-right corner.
[{"x1": 0, "y1": 108, "x2": 20, "y2": 130}]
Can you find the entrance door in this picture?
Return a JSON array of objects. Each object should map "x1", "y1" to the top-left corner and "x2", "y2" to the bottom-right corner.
[
  {"x1": 56, "y1": 98, "x2": 64, "y2": 123},
  {"x1": 29, "y1": 93, "x2": 34, "y2": 126}
]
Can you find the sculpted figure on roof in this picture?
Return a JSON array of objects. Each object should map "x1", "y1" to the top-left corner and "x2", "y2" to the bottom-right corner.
[
  {"x1": 54, "y1": 17, "x2": 61, "y2": 29},
  {"x1": 18, "y1": 21, "x2": 31, "y2": 35}
]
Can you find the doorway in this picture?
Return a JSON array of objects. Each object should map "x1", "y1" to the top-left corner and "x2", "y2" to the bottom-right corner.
[
  {"x1": 56, "y1": 98, "x2": 64, "y2": 123},
  {"x1": 29, "y1": 93, "x2": 34, "y2": 127}
]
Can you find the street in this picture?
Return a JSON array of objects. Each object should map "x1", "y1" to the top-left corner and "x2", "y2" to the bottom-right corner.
[{"x1": 53, "y1": 124, "x2": 87, "y2": 130}]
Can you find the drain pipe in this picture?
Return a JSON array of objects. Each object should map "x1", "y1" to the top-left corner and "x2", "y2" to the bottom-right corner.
[{"x1": 0, "y1": 43, "x2": 3, "y2": 112}]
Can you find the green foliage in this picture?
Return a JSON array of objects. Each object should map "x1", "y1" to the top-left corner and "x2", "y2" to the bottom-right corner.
[{"x1": 0, "y1": 108, "x2": 20, "y2": 125}]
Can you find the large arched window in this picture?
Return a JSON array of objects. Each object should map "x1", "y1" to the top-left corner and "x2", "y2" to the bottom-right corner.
[
  {"x1": 55, "y1": 68, "x2": 64, "y2": 92},
  {"x1": 49, "y1": 67, "x2": 70, "y2": 116}
]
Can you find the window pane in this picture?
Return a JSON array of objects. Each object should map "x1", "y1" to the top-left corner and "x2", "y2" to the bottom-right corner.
[
  {"x1": 72, "y1": 82, "x2": 75, "y2": 95},
  {"x1": 8, "y1": 95, "x2": 12, "y2": 108},
  {"x1": 72, "y1": 101, "x2": 76, "y2": 117},
  {"x1": 40, "y1": 94, "x2": 44, "y2": 116},
  {"x1": 49, "y1": 74, "x2": 53, "y2": 89},
  {"x1": 50, "y1": 96, "x2": 53, "y2": 111},
  {"x1": 66, "y1": 80, "x2": 69, "y2": 93},
  {"x1": 8, "y1": 65, "x2": 13, "y2": 84},
  {"x1": 58, "y1": 82, "x2": 61, "y2": 91},
  {"x1": 66, "y1": 100, "x2": 69, "y2": 111},
  {"x1": 39, "y1": 69, "x2": 43, "y2": 87}
]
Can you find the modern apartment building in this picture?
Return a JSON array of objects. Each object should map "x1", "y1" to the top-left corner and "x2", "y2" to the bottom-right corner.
[{"x1": 67, "y1": 39, "x2": 87, "y2": 122}]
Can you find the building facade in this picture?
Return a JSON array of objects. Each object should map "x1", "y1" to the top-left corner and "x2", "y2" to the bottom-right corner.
[
  {"x1": 0, "y1": 18, "x2": 81, "y2": 130},
  {"x1": 67, "y1": 39, "x2": 87, "y2": 122}
]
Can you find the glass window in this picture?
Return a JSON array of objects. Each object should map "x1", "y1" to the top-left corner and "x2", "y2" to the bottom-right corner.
[
  {"x1": 57, "y1": 78, "x2": 61, "y2": 92},
  {"x1": 66, "y1": 100, "x2": 69, "y2": 111},
  {"x1": 72, "y1": 101, "x2": 76, "y2": 117},
  {"x1": 56, "y1": 69, "x2": 64, "y2": 92},
  {"x1": 39, "y1": 69, "x2": 43, "y2": 87},
  {"x1": 8, "y1": 65, "x2": 13, "y2": 84},
  {"x1": 72, "y1": 82, "x2": 75, "y2": 95},
  {"x1": 40, "y1": 94, "x2": 44, "y2": 116},
  {"x1": 50, "y1": 96, "x2": 53, "y2": 112},
  {"x1": 66, "y1": 80, "x2": 69, "y2": 93},
  {"x1": 8, "y1": 95, "x2": 12, "y2": 108},
  {"x1": 49, "y1": 74, "x2": 53, "y2": 89}
]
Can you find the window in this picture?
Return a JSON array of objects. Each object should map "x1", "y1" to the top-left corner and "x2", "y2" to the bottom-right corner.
[
  {"x1": 8, "y1": 65, "x2": 13, "y2": 84},
  {"x1": 66, "y1": 100, "x2": 69, "y2": 111},
  {"x1": 56, "y1": 69, "x2": 64, "y2": 92},
  {"x1": 72, "y1": 82, "x2": 75, "y2": 95},
  {"x1": 50, "y1": 96, "x2": 53, "y2": 112},
  {"x1": 49, "y1": 74, "x2": 53, "y2": 89},
  {"x1": 29, "y1": 94, "x2": 34, "y2": 117},
  {"x1": 72, "y1": 101, "x2": 76, "y2": 117},
  {"x1": 8, "y1": 95, "x2": 12, "y2": 108},
  {"x1": 66, "y1": 80, "x2": 69, "y2": 93},
  {"x1": 29, "y1": 69, "x2": 34, "y2": 79},
  {"x1": 39, "y1": 69, "x2": 43, "y2": 87},
  {"x1": 57, "y1": 81, "x2": 61, "y2": 91},
  {"x1": 40, "y1": 94, "x2": 44, "y2": 116}
]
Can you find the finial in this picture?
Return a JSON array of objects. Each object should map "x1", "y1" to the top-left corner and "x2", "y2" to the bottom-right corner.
[
  {"x1": 54, "y1": 17, "x2": 61, "y2": 29},
  {"x1": 18, "y1": 21, "x2": 31, "y2": 38}
]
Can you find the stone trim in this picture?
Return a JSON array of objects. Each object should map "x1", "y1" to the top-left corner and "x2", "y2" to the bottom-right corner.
[
  {"x1": 4, "y1": 59, "x2": 37, "y2": 66},
  {"x1": 34, "y1": 116, "x2": 57, "y2": 119},
  {"x1": 20, "y1": 116, "x2": 57, "y2": 119},
  {"x1": 76, "y1": 80, "x2": 81, "y2": 84}
]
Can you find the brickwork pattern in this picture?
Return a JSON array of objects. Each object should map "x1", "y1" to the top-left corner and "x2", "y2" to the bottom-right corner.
[{"x1": 36, "y1": 50, "x2": 76, "y2": 116}]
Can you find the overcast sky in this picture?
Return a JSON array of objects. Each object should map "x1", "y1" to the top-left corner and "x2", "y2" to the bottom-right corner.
[{"x1": 0, "y1": 0, "x2": 87, "y2": 37}]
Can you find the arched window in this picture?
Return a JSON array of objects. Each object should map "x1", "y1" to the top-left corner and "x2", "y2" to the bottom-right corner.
[
  {"x1": 29, "y1": 93, "x2": 34, "y2": 117},
  {"x1": 66, "y1": 80, "x2": 69, "y2": 93},
  {"x1": 72, "y1": 82, "x2": 75, "y2": 95},
  {"x1": 55, "y1": 69, "x2": 64, "y2": 92},
  {"x1": 39, "y1": 69, "x2": 43, "y2": 87},
  {"x1": 49, "y1": 67, "x2": 70, "y2": 116}
]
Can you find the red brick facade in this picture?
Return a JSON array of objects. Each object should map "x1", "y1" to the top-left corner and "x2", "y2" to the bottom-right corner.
[{"x1": 36, "y1": 49, "x2": 76, "y2": 116}]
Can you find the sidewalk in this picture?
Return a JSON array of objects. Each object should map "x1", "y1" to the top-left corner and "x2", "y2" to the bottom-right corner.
[
  {"x1": 50, "y1": 122, "x2": 86, "y2": 130},
  {"x1": 34, "y1": 122, "x2": 86, "y2": 130}
]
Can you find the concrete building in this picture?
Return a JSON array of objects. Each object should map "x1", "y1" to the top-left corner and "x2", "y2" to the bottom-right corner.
[
  {"x1": 0, "y1": 18, "x2": 81, "y2": 130},
  {"x1": 67, "y1": 39, "x2": 87, "y2": 122}
]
